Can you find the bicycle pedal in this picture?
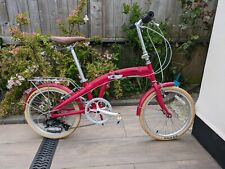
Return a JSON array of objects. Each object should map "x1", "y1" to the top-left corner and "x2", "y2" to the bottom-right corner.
[{"x1": 117, "y1": 113, "x2": 122, "y2": 124}]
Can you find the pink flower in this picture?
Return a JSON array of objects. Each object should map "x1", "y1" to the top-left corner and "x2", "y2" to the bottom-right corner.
[
  {"x1": 69, "y1": 12, "x2": 73, "y2": 17},
  {"x1": 24, "y1": 88, "x2": 33, "y2": 95},
  {"x1": 9, "y1": 47, "x2": 21, "y2": 55},
  {"x1": 56, "y1": 19, "x2": 62, "y2": 24}
]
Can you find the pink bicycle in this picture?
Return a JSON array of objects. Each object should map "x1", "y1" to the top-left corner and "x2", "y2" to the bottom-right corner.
[{"x1": 24, "y1": 11, "x2": 195, "y2": 140}]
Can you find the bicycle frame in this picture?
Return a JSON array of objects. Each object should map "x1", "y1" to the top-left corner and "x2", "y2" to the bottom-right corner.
[
  {"x1": 49, "y1": 63, "x2": 174, "y2": 118},
  {"x1": 29, "y1": 17, "x2": 174, "y2": 119},
  {"x1": 24, "y1": 11, "x2": 196, "y2": 140}
]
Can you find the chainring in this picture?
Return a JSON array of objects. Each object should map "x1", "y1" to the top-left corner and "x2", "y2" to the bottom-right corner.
[{"x1": 84, "y1": 98, "x2": 112, "y2": 124}]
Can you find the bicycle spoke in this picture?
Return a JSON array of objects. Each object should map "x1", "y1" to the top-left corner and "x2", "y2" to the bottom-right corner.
[
  {"x1": 25, "y1": 87, "x2": 81, "y2": 139},
  {"x1": 140, "y1": 87, "x2": 194, "y2": 140},
  {"x1": 27, "y1": 103, "x2": 47, "y2": 115}
]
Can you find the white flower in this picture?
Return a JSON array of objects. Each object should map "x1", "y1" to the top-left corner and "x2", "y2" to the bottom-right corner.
[
  {"x1": 7, "y1": 83, "x2": 12, "y2": 89},
  {"x1": 15, "y1": 80, "x2": 22, "y2": 86},
  {"x1": 16, "y1": 74, "x2": 25, "y2": 81},
  {"x1": 18, "y1": 75, "x2": 25, "y2": 81},
  {"x1": 83, "y1": 15, "x2": 89, "y2": 23},
  {"x1": 205, "y1": 16, "x2": 210, "y2": 20},
  {"x1": 106, "y1": 54, "x2": 113, "y2": 60},
  {"x1": 84, "y1": 42, "x2": 90, "y2": 46},
  {"x1": 6, "y1": 74, "x2": 25, "y2": 89},
  {"x1": 7, "y1": 79, "x2": 15, "y2": 89}
]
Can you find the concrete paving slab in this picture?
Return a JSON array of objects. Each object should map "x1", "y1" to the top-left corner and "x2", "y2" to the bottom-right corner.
[
  {"x1": 111, "y1": 105, "x2": 147, "y2": 137},
  {"x1": 52, "y1": 135, "x2": 221, "y2": 169},
  {"x1": 0, "y1": 106, "x2": 221, "y2": 169},
  {"x1": 0, "y1": 124, "x2": 41, "y2": 144},
  {"x1": 72, "y1": 122, "x2": 126, "y2": 141},
  {"x1": 114, "y1": 106, "x2": 137, "y2": 117},
  {"x1": 0, "y1": 124, "x2": 42, "y2": 169},
  {"x1": 0, "y1": 140, "x2": 40, "y2": 169},
  {"x1": 66, "y1": 164, "x2": 134, "y2": 169},
  {"x1": 134, "y1": 159, "x2": 220, "y2": 169},
  {"x1": 122, "y1": 115, "x2": 147, "y2": 137}
]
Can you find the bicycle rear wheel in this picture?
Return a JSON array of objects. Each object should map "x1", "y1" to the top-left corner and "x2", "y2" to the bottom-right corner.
[
  {"x1": 24, "y1": 86, "x2": 81, "y2": 139},
  {"x1": 139, "y1": 86, "x2": 195, "y2": 140}
]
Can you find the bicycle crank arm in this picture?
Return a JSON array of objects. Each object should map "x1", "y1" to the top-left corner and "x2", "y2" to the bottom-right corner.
[
  {"x1": 97, "y1": 109, "x2": 119, "y2": 116},
  {"x1": 98, "y1": 109, "x2": 122, "y2": 123}
]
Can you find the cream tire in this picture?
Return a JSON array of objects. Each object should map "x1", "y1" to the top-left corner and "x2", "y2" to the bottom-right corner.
[
  {"x1": 139, "y1": 86, "x2": 195, "y2": 140},
  {"x1": 24, "y1": 86, "x2": 81, "y2": 139}
]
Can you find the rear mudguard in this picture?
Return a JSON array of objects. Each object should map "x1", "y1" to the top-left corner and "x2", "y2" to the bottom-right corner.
[
  {"x1": 23, "y1": 83, "x2": 84, "y2": 111},
  {"x1": 136, "y1": 82, "x2": 174, "y2": 116}
]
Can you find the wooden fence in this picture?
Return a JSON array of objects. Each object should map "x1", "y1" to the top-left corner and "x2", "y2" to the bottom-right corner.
[{"x1": 0, "y1": 0, "x2": 218, "y2": 41}]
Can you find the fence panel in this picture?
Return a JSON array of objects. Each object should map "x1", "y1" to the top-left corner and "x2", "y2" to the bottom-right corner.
[
  {"x1": 0, "y1": 0, "x2": 218, "y2": 40},
  {"x1": 90, "y1": 0, "x2": 103, "y2": 37},
  {"x1": 0, "y1": 0, "x2": 9, "y2": 36},
  {"x1": 17, "y1": 0, "x2": 31, "y2": 32},
  {"x1": 27, "y1": 0, "x2": 41, "y2": 32},
  {"x1": 0, "y1": 0, "x2": 8, "y2": 24}
]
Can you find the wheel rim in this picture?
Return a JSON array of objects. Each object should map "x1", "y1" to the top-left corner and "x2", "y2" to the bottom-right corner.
[
  {"x1": 25, "y1": 88, "x2": 80, "y2": 137},
  {"x1": 142, "y1": 89, "x2": 193, "y2": 139}
]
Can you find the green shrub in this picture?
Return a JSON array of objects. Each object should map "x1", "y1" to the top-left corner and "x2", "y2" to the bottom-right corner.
[{"x1": 0, "y1": 0, "x2": 122, "y2": 117}]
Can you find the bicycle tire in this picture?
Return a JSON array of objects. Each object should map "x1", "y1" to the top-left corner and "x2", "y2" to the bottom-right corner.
[
  {"x1": 139, "y1": 86, "x2": 195, "y2": 140},
  {"x1": 24, "y1": 86, "x2": 81, "y2": 139}
]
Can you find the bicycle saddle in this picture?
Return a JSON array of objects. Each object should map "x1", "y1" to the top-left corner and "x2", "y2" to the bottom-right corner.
[{"x1": 50, "y1": 36, "x2": 86, "y2": 45}]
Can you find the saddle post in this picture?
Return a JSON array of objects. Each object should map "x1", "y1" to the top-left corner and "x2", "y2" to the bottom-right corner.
[{"x1": 69, "y1": 45, "x2": 87, "y2": 83}]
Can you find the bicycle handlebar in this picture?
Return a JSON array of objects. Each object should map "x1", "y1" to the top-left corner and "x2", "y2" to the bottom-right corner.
[{"x1": 129, "y1": 11, "x2": 154, "y2": 29}]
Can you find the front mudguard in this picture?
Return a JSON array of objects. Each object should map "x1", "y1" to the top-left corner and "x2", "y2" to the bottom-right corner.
[{"x1": 136, "y1": 82, "x2": 174, "y2": 116}]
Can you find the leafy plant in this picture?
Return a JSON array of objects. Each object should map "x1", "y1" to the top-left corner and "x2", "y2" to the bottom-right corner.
[
  {"x1": 120, "y1": 2, "x2": 172, "y2": 94},
  {"x1": 0, "y1": 0, "x2": 122, "y2": 117},
  {"x1": 178, "y1": 0, "x2": 215, "y2": 57},
  {"x1": 86, "y1": 48, "x2": 122, "y2": 99},
  {"x1": 0, "y1": 26, "x2": 68, "y2": 117},
  {"x1": 58, "y1": 0, "x2": 87, "y2": 35}
]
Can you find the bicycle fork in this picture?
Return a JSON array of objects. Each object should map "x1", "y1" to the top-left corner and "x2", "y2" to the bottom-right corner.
[{"x1": 153, "y1": 83, "x2": 172, "y2": 118}]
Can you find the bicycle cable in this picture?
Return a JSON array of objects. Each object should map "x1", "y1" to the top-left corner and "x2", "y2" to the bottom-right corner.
[
  {"x1": 155, "y1": 25, "x2": 173, "y2": 73},
  {"x1": 146, "y1": 24, "x2": 164, "y2": 82},
  {"x1": 145, "y1": 24, "x2": 172, "y2": 73},
  {"x1": 141, "y1": 24, "x2": 173, "y2": 82},
  {"x1": 148, "y1": 25, "x2": 172, "y2": 73}
]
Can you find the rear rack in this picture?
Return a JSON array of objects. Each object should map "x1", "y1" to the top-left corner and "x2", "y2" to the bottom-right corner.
[
  {"x1": 28, "y1": 77, "x2": 80, "y2": 91},
  {"x1": 27, "y1": 77, "x2": 87, "y2": 102}
]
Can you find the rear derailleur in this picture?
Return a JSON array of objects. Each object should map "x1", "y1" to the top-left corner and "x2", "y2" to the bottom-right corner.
[{"x1": 45, "y1": 118, "x2": 71, "y2": 133}]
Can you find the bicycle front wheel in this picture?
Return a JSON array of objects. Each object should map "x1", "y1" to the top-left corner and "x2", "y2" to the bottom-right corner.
[
  {"x1": 139, "y1": 86, "x2": 195, "y2": 140},
  {"x1": 24, "y1": 86, "x2": 81, "y2": 139}
]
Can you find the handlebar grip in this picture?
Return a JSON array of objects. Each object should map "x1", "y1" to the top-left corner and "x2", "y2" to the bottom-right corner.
[
  {"x1": 129, "y1": 24, "x2": 136, "y2": 29},
  {"x1": 142, "y1": 11, "x2": 154, "y2": 23},
  {"x1": 128, "y1": 11, "x2": 154, "y2": 29}
]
